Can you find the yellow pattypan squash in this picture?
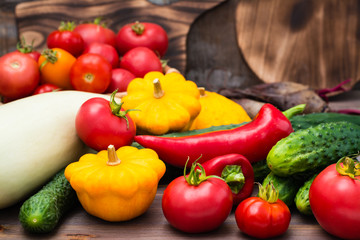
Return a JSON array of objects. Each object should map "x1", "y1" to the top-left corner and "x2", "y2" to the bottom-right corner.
[
  {"x1": 122, "y1": 71, "x2": 201, "y2": 135},
  {"x1": 190, "y1": 87, "x2": 251, "y2": 130},
  {"x1": 64, "y1": 145, "x2": 166, "y2": 222}
]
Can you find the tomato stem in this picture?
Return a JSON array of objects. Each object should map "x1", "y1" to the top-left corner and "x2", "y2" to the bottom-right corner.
[
  {"x1": 59, "y1": 21, "x2": 76, "y2": 31},
  {"x1": 39, "y1": 49, "x2": 58, "y2": 70},
  {"x1": 336, "y1": 156, "x2": 360, "y2": 180},
  {"x1": 184, "y1": 157, "x2": 224, "y2": 186},
  {"x1": 131, "y1": 21, "x2": 145, "y2": 35},
  {"x1": 107, "y1": 145, "x2": 121, "y2": 166},
  {"x1": 109, "y1": 90, "x2": 138, "y2": 129},
  {"x1": 16, "y1": 36, "x2": 35, "y2": 53},
  {"x1": 258, "y1": 182, "x2": 279, "y2": 203}
]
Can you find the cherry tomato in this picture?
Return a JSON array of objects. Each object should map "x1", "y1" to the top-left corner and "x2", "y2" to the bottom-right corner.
[
  {"x1": 47, "y1": 21, "x2": 84, "y2": 57},
  {"x1": 235, "y1": 183, "x2": 291, "y2": 239},
  {"x1": 116, "y1": 21, "x2": 168, "y2": 56},
  {"x1": 38, "y1": 48, "x2": 76, "y2": 89},
  {"x1": 70, "y1": 53, "x2": 112, "y2": 93},
  {"x1": 75, "y1": 91, "x2": 136, "y2": 151},
  {"x1": 106, "y1": 68, "x2": 135, "y2": 93},
  {"x1": 119, "y1": 47, "x2": 162, "y2": 77},
  {"x1": 32, "y1": 83, "x2": 61, "y2": 95},
  {"x1": 82, "y1": 42, "x2": 119, "y2": 68},
  {"x1": 16, "y1": 37, "x2": 41, "y2": 61},
  {"x1": 162, "y1": 162, "x2": 233, "y2": 233},
  {"x1": 309, "y1": 156, "x2": 360, "y2": 240},
  {"x1": 73, "y1": 18, "x2": 116, "y2": 49},
  {"x1": 0, "y1": 51, "x2": 40, "y2": 99}
]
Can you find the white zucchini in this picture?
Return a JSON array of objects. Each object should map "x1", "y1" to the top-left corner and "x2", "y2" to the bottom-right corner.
[{"x1": 0, "y1": 90, "x2": 109, "y2": 209}]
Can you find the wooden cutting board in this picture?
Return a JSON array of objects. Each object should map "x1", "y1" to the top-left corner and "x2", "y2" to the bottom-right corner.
[{"x1": 236, "y1": 0, "x2": 360, "y2": 89}]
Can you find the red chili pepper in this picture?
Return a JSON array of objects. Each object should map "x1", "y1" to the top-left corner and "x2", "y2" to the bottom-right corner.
[
  {"x1": 201, "y1": 154, "x2": 254, "y2": 206},
  {"x1": 135, "y1": 103, "x2": 300, "y2": 168}
]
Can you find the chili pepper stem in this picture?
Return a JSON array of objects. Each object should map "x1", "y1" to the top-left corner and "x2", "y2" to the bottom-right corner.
[
  {"x1": 221, "y1": 165, "x2": 245, "y2": 194},
  {"x1": 153, "y1": 78, "x2": 164, "y2": 99},
  {"x1": 107, "y1": 145, "x2": 121, "y2": 166},
  {"x1": 282, "y1": 104, "x2": 306, "y2": 119}
]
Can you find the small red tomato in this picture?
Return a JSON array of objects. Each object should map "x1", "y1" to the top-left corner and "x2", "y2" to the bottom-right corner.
[
  {"x1": 83, "y1": 42, "x2": 119, "y2": 68},
  {"x1": 73, "y1": 17, "x2": 116, "y2": 49},
  {"x1": 0, "y1": 51, "x2": 40, "y2": 99},
  {"x1": 70, "y1": 53, "x2": 112, "y2": 93},
  {"x1": 75, "y1": 91, "x2": 136, "y2": 151},
  {"x1": 309, "y1": 156, "x2": 360, "y2": 240},
  {"x1": 106, "y1": 68, "x2": 136, "y2": 93},
  {"x1": 32, "y1": 83, "x2": 61, "y2": 95},
  {"x1": 116, "y1": 21, "x2": 168, "y2": 56},
  {"x1": 235, "y1": 183, "x2": 291, "y2": 239},
  {"x1": 162, "y1": 162, "x2": 233, "y2": 233},
  {"x1": 47, "y1": 21, "x2": 84, "y2": 57},
  {"x1": 119, "y1": 47, "x2": 162, "y2": 77},
  {"x1": 16, "y1": 37, "x2": 41, "y2": 61}
]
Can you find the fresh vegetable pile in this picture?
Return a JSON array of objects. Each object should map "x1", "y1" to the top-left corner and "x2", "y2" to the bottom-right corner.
[{"x1": 0, "y1": 17, "x2": 360, "y2": 240}]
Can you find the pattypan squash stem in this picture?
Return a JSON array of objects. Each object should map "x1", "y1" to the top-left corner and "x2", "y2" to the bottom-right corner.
[
  {"x1": 109, "y1": 90, "x2": 137, "y2": 129},
  {"x1": 282, "y1": 104, "x2": 306, "y2": 119},
  {"x1": 198, "y1": 87, "x2": 206, "y2": 97},
  {"x1": 184, "y1": 158, "x2": 223, "y2": 186},
  {"x1": 221, "y1": 165, "x2": 245, "y2": 194},
  {"x1": 131, "y1": 21, "x2": 145, "y2": 35},
  {"x1": 258, "y1": 182, "x2": 279, "y2": 203},
  {"x1": 153, "y1": 78, "x2": 164, "y2": 99},
  {"x1": 39, "y1": 49, "x2": 58, "y2": 70},
  {"x1": 336, "y1": 156, "x2": 360, "y2": 180},
  {"x1": 107, "y1": 145, "x2": 121, "y2": 166}
]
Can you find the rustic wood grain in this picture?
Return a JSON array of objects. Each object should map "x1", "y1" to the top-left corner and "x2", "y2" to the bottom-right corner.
[
  {"x1": 0, "y1": 185, "x2": 339, "y2": 240},
  {"x1": 236, "y1": 0, "x2": 360, "y2": 89},
  {"x1": 15, "y1": 0, "x2": 226, "y2": 74}
]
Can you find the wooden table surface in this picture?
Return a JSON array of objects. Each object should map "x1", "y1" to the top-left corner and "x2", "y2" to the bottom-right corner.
[{"x1": 0, "y1": 184, "x2": 339, "y2": 240}]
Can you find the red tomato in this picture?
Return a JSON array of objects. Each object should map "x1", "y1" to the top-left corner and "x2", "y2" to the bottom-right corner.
[
  {"x1": 235, "y1": 183, "x2": 291, "y2": 239},
  {"x1": 0, "y1": 51, "x2": 40, "y2": 99},
  {"x1": 162, "y1": 163, "x2": 233, "y2": 233},
  {"x1": 106, "y1": 68, "x2": 135, "y2": 93},
  {"x1": 70, "y1": 53, "x2": 112, "y2": 93},
  {"x1": 16, "y1": 37, "x2": 41, "y2": 61},
  {"x1": 309, "y1": 156, "x2": 360, "y2": 240},
  {"x1": 73, "y1": 18, "x2": 116, "y2": 49},
  {"x1": 116, "y1": 21, "x2": 168, "y2": 56},
  {"x1": 119, "y1": 47, "x2": 162, "y2": 77},
  {"x1": 82, "y1": 42, "x2": 119, "y2": 68},
  {"x1": 75, "y1": 92, "x2": 136, "y2": 151},
  {"x1": 47, "y1": 21, "x2": 84, "y2": 57},
  {"x1": 32, "y1": 83, "x2": 61, "y2": 95}
]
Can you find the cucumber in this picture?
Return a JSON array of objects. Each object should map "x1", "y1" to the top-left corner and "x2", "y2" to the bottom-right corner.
[
  {"x1": 294, "y1": 173, "x2": 318, "y2": 215},
  {"x1": 262, "y1": 172, "x2": 302, "y2": 206},
  {"x1": 252, "y1": 159, "x2": 271, "y2": 182},
  {"x1": 290, "y1": 112, "x2": 360, "y2": 131},
  {"x1": 19, "y1": 168, "x2": 77, "y2": 233},
  {"x1": 267, "y1": 121, "x2": 360, "y2": 177}
]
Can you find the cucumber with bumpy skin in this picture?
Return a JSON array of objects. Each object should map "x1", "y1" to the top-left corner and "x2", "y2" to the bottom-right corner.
[
  {"x1": 19, "y1": 169, "x2": 77, "y2": 233},
  {"x1": 295, "y1": 173, "x2": 318, "y2": 215},
  {"x1": 267, "y1": 121, "x2": 360, "y2": 177},
  {"x1": 252, "y1": 160, "x2": 271, "y2": 182},
  {"x1": 290, "y1": 112, "x2": 360, "y2": 131},
  {"x1": 262, "y1": 172, "x2": 302, "y2": 206}
]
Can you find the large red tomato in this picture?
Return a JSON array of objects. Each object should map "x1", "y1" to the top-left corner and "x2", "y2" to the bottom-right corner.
[
  {"x1": 116, "y1": 21, "x2": 168, "y2": 56},
  {"x1": 0, "y1": 51, "x2": 40, "y2": 99},
  {"x1": 47, "y1": 21, "x2": 84, "y2": 57},
  {"x1": 309, "y1": 156, "x2": 360, "y2": 240},
  {"x1": 162, "y1": 162, "x2": 233, "y2": 233},
  {"x1": 73, "y1": 18, "x2": 116, "y2": 49},
  {"x1": 70, "y1": 53, "x2": 112, "y2": 93},
  {"x1": 82, "y1": 42, "x2": 119, "y2": 68},
  {"x1": 235, "y1": 183, "x2": 291, "y2": 239},
  {"x1": 106, "y1": 68, "x2": 136, "y2": 93},
  {"x1": 119, "y1": 47, "x2": 162, "y2": 77},
  {"x1": 75, "y1": 91, "x2": 136, "y2": 151}
]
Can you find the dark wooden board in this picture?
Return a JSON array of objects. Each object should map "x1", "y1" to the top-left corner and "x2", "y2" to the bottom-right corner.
[
  {"x1": 0, "y1": 185, "x2": 338, "y2": 240},
  {"x1": 236, "y1": 0, "x2": 360, "y2": 89}
]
